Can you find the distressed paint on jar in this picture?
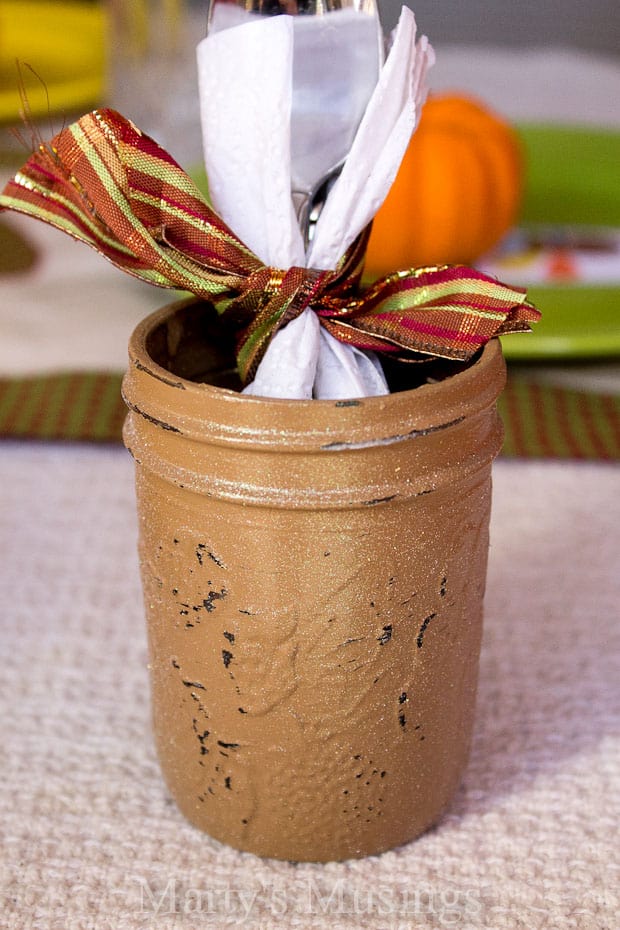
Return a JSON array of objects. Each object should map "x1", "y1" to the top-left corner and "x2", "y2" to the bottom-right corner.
[{"x1": 122, "y1": 297, "x2": 506, "y2": 862}]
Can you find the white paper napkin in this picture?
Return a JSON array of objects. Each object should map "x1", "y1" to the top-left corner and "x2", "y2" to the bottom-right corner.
[{"x1": 196, "y1": 6, "x2": 434, "y2": 399}]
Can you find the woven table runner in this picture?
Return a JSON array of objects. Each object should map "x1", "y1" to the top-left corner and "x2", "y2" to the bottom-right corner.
[{"x1": 0, "y1": 372, "x2": 619, "y2": 460}]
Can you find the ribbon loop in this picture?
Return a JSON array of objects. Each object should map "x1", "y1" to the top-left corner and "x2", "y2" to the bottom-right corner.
[{"x1": 0, "y1": 109, "x2": 541, "y2": 386}]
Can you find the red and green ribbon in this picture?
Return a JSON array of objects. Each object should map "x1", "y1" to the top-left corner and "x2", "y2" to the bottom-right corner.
[{"x1": 0, "y1": 108, "x2": 540, "y2": 383}]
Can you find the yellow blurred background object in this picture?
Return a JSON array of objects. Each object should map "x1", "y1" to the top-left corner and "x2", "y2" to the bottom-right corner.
[
  {"x1": 0, "y1": 0, "x2": 107, "y2": 123},
  {"x1": 365, "y1": 93, "x2": 524, "y2": 278}
]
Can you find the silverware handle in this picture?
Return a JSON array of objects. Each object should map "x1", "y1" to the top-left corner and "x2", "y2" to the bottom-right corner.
[
  {"x1": 206, "y1": 0, "x2": 373, "y2": 34},
  {"x1": 293, "y1": 163, "x2": 343, "y2": 248}
]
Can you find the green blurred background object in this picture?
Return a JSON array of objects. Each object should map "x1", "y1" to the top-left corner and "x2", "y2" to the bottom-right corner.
[{"x1": 499, "y1": 125, "x2": 620, "y2": 359}]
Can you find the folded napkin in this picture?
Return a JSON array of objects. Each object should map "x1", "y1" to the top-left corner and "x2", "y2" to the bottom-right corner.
[{"x1": 197, "y1": 6, "x2": 434, "y2": 399}]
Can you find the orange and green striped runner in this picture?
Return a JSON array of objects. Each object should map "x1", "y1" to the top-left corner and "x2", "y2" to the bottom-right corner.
[
  {"x1": 0, "y1": 371, "x2": 618, "y2": 460},
  {"x1": 500, "y1": 378, "x2": 620, "y2": 460},
  {"x1": 0, "y1": 373, "x2": 127, "y2": 444}
]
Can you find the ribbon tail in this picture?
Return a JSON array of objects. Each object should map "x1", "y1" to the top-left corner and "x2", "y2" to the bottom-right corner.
[
  {"x1": 318, "y1": 265, "x2": 541, "y2": 361},
  {"x1": 1, "y1": 161, "x2": 176, "y2": 291},
  {"x1": 496, "y1": 299, "x2": 541, "y2": 334}
]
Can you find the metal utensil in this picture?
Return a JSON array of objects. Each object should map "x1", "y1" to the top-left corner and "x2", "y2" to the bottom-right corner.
[{"x1": 206, "y1": 0, "x2": 384, "y2": 246}]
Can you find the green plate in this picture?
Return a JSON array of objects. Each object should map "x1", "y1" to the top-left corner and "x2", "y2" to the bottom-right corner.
[
  {"x1": 500, "y1": 124, "x2": 620, "y2": 359},
  {"x1": 500, "y1": 284, "x2": 620, "y2": 359}
]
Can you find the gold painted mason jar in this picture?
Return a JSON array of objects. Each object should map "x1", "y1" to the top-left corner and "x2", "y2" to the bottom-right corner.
[{"x1": 122, "y1": 297, "x2": 506, "y2": 862}]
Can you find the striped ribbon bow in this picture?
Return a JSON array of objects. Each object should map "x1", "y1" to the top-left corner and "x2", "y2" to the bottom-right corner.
[{"x1": 0, "y1": 109, "x2": 539, "y2": 384}]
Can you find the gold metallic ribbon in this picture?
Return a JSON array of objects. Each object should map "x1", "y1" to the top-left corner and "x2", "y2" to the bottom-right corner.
[{"x1": 0, "y1": 109, "x2": 540, "y2": 383}]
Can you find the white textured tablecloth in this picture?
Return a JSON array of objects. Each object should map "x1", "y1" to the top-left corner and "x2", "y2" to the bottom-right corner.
[{"x1": 1, "y1": 448, "x2": 617, "y2": 930}]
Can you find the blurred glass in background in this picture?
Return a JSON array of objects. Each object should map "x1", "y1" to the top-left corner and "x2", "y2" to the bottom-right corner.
[
  {"x1": 1, "y1": 1, "x2": 617, "y2": 163},
  {"x1": 0, "y1": 0, "x2": 204, "y2": 168},
  {"x1": 107, "y1": 0, "x2": 204, "y2": 167}
]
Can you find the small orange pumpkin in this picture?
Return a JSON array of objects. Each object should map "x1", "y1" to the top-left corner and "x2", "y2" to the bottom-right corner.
[{"x1": 364, "y1": 93, "x2": 524, "y2": 278}]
